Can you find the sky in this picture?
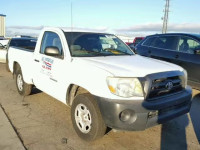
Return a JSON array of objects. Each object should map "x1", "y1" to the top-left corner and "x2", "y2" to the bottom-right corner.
[{"x1": 1, "y1": 0, "x2": 200, "y2": 37}]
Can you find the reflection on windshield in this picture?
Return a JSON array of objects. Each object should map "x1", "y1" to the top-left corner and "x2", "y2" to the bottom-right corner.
[{"x1": 65, "y1": 32, "x2": 134, "y2": 57}]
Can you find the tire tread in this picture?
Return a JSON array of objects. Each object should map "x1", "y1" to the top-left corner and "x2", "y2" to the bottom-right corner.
[{"x1": 71, "y1": 93, "x2": 106, "y2": 141}]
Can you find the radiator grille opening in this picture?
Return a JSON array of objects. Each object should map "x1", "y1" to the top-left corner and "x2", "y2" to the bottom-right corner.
[{"x1": 148, "y1": 76, "x2": 183, "y2": 99}]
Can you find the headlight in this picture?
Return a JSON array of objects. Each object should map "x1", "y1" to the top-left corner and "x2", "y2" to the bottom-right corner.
[
  {"x1": 183, "y1": 69, "x2": 188, "y2": 88},
  {"x1": 106, "y1": 77, "x2": 144, "y2": 98}
]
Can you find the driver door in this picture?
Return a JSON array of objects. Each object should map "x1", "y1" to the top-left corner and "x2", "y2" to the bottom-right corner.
[{"x1": 33, "y1": 31, "x2": 65, "y2": 97}]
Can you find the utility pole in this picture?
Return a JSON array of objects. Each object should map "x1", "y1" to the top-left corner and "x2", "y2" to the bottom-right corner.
[{"x1": 162, "y1": 0, "x2": 170, "y2": 34}]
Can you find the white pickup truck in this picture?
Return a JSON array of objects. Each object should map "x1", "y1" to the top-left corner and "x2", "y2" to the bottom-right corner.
[{"x1": 8, "y1": 27, "x2": 192, "y2": 141}]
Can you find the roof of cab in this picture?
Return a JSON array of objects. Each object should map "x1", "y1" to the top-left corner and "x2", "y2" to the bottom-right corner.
[{"x1": 43, "y1": 27, "x2": 108, "y2": 34}]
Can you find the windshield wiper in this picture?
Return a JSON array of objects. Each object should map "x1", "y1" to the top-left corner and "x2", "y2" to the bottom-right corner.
[
  {"x1": 104, "y1": 48, "x2": 132, "y2": 55},
  {"x1": 81, "y1": 49, "x2": 104, "y2": 56}
]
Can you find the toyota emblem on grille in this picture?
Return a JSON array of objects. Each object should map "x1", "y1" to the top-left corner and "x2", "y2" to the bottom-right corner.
[{"x1": 166, "y1": 81, "x2": 173, "y2": 90}]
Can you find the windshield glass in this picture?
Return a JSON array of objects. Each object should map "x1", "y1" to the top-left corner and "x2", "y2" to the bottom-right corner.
[{"x1": 65, "y1": 32, "x2": 134, "y2": 57}]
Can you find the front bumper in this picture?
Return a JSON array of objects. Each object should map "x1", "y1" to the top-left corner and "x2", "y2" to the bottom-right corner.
[{"x1": 95, "y1": 86, "x2": 192, "y2": 131}]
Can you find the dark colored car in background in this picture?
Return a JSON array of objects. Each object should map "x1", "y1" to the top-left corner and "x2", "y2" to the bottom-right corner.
[
  {"x1": 126, "y1": 37, "x2": 145, "y2": 46},
  {"x1": 128, "y1": 43, "x2": 136, "y2": 51},
  {"x1": 128, "y1": 37, "x2": 145, "y2": 51},
  {"x1": 136, "y1": 33, "x2": 200, "y2": 90},
  {"x1": 133, "y1": 37, "x2": 145, "y2": 46}
]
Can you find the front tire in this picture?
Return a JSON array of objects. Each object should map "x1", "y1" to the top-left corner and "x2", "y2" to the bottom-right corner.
[
  {"x1": 71, "y1": 93, "x2": 107, "y2": 141},
  {"x1": 15, "y1": 67, "x2": 32, "y2": 96}
]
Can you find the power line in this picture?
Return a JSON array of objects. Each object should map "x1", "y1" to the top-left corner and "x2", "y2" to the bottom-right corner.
[{"x1": 162, "y1": 0, "x2": 170, "y2": 34}]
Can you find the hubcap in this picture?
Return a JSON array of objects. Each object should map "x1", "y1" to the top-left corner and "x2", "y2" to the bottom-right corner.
[
  {"x1": 17, "y1": 74, "x2": 23, "y2": 91},
  {"x1": 75, "y1": 104, "x2": 92, "y2": 134}
]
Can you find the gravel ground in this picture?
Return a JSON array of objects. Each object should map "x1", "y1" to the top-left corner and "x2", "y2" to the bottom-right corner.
[{"x1": 0, "y1": 63, "x2": 199, "y2": 150}]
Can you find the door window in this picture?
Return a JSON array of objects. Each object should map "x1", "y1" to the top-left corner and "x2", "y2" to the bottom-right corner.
[
  {"x1": 153, "y1": 36, "x2": 179, "y2": 50},
  {"x1": 142, "y1": 37, "x2": 157, "y2": 46},
  {"x1": 40, "y1": 31, "x2": 63, "y2": 56},
  {"x1": 178, "y1": 36, "x2": 200, "y2": 54}
]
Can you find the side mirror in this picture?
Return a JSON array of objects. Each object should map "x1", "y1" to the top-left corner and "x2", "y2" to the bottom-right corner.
[
  {"x1": 194, "y1": 49, "x2": 200, "y2": 55},
  {"x1": 44, "y1": 46, "x2": 60, "y2": 56}
]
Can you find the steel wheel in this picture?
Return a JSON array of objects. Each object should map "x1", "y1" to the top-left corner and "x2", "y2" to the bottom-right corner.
[
  {"x1": 71, "y1": 93, "x2": 107, "y2": 141},
  {"x1": 15, "y1": 66, "x2": 32, "y2": 96},
  {"x1": 75, "y1": 103, "x2": 92, "y2": 134},
  {"x1": 17, "y1": 74, "x2": 23, "y2": 91}
]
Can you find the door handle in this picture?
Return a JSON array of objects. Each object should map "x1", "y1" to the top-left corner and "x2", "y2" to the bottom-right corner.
[
  {"x1": 50, "y1": 78, "x2": 57, "y2": 82},
  {"x1": 34, "y1": 59, "x2": 40, "y2": 62},
  {"x1": 175, "y1": 55, "x2": 179, "y2": 59}
]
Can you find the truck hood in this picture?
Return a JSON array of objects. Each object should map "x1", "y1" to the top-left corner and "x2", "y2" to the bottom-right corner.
[{"x1": 74, "y1": 55, "x2": 183, "y2": 77}]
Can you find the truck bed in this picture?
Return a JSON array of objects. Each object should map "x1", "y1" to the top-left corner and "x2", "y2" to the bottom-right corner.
[
  {"x1": 10, "y1": 46, "x2": 35, "y2": 52},
  {"x1": 8, "y1": 46, "x2": 34, "y2": 84}
]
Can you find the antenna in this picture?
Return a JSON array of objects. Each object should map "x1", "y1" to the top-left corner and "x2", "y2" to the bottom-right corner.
[
  {"x1": 162, "y1": 0, "x2": 170, "y2": 34},
  {"x1": 71, "y1": 0, "x2": 73, "y2": 32}
]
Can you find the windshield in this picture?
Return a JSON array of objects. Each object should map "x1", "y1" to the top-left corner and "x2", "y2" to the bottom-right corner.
[{"x1": 65, "y1": 32, "x2": 134, "y2": 57}]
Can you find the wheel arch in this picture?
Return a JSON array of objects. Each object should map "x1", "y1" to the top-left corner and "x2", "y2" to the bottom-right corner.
[
  {"x1": 12, "y1": 61, "x2": 33, "y2": 84},
  {"x1": 66, "y1": 84, "x2": 90, "y2": 106},
  {"x1": 13, "y1": 61, "x2": 20, "y2": 75}
]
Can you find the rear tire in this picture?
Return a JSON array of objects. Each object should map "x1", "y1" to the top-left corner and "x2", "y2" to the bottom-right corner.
[
  {"x1": 71, "y1": 93, "x2": 107, "y2": 141},
  {"x1": 15, "y1": 67, "x2": 32, "y2": 96}
]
